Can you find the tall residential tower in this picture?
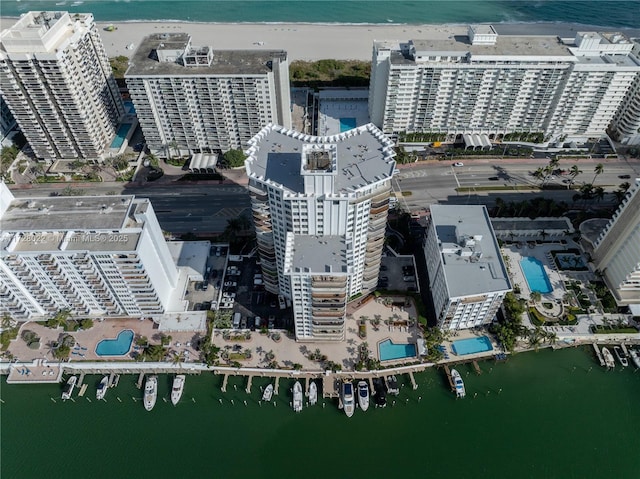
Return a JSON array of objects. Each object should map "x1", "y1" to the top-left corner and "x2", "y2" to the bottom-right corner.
[
  {"x1": 0, "y1": 11, "x2": 124, "y2": 162},
  {"x1": 125, "y1": 33, "x2": 291, "y2": 155},
  {"x1": 245, "y1": 124, "x2": 396, "y2": 341}
]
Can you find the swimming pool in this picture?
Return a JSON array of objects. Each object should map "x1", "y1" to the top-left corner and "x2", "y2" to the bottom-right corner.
[
  {"x1": 95, "y1": 329, "x2": 134, "y2": 356},
  {"x1": 378, "y1": 339, "x2": 416, "y2": 361},
  {"x1": 110, "y1": 123, "x2": 131, "y2": 149},
  {"x1": 520, "y1": 256, "x2": 553, "y2": 294},
  {"x1": 451, "y1": 336, "x2": 493, "y2": 356},
  {"x1": 339, "y1": 117, "x2": 357, "y2": 132}
]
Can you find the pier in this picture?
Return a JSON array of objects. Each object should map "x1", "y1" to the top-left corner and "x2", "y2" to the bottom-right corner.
[
  {"x1": 443, "y1": 365, "x2": 455, "y2": 392},
  {"x1": 136, "y1": 372, "x2": 145, "y2": 389},
  {"x1": 473, "y1": 361, "x2": 482, "y2": 375},
  {"x1": 77, "y1": 372, "x2": 86, "y2": 388},
  {"x1": 78, "y1": 383, "x2": 88, "y2": 397},
  {"x1": 408, "y1": 371, "x2": 418, "y2": 390},
  {"x1": 274, "y1": 376, "x2": 280, "y2": 395},
  {"x1": 245, "y1": 375, "x2": 253, "y2": 394},
  {"x1": 592, "y1": 344, "x2": 605, "y2": 366},
  {"x1": 221, "y1": 374, "x2": 229, "y2": 393}
]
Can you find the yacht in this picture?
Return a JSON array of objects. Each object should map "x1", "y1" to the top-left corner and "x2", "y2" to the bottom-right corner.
[
  {"x1": 308, "y1": 381, "x2": 318, "y2": 406},
  {"x1": 601, "y1": 347, "x2": 616, "y2": 369},
  {"x1": 613, "y1": 346, "x2": 628, "y2": 367},
  {"x1": 61, "y1": 376, "x2": 77, "y2": 400},
  {"x1": 171, "y1": 375, "x2": 185, "y2": 405},
  {"x1": 451, "y1": 369, "x2": 466, "y2": 398},
  {"x1": 262, "y1": 383, "x2": 274, "y2": 402},
  {"x1": 385, "y1": 375, "x2": 399, "y2": 396},
  {"x1": 630, "y1": 348, "x2": 640, "y2": 369},
  {"x1": 143, "y1": 375, "x2": 158, "y2": 411},
  {"x1": 357, "y1": 381, "x2": 370, "y2": 412},
  {"x1": 292, "y1": 381, "x2": 303, "y2": 412},
  {"x1": 341, "y1": 381, "x2": 355, "y2": 418},
  {"x1": 96, "y1": 376, "x2": 109, "y2": 400},
  {"x1": 372, "y1": 377, "x2": 387, "y2": 407}
]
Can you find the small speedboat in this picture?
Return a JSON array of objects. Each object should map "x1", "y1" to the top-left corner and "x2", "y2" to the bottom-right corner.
[
  {"x1": 143, "y1": 375, "x2": 158, "y2": 411},
  {"x1": 62, "y1": 376, "x2": 77, "y2": 400},
  {"x1": 262, "y1": 383, "x2": 274, "y2": 402},
  {"x1": 372, "y1": 377, "x2": 386, "y2": 407},
  {"x1": 630, "y1": 348, "x2": 640, "y2": 369},
  {"x1": 96, "y1": 376, "x2": 109, "y2": 400},
  {"x1": 341, "y1": 381, "x2": 355, "y2": 418},
  {"x1": 292, "y1": 381, "x2": 303, "y2": 412},
  {"x1": 451, "y1": 369, "x2": 466, "y2": 398},
  {"x1": 171, "y1": 374, "x2": 185, "y2": 405},
  {"x1": 602, "y1": 347, "x2": 616, "y2": 369},
  {"x1": 357, "y1": 381, "x2": 370, "y2": 412},
  {"x1": 613, "y1": 346, "x2": 628, "y2": 367},
  {"x1": 385, "y1": 375, "x2": 399, "y2": 396},
  {"x1": 308, "y1": 381, "x2": 318, "y2": 406}
]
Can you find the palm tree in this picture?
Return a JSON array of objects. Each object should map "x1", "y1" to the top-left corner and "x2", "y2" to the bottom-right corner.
[
  {"x1": 530, "y1": 291, "x2": 542, "y2": 303},
  {"x1": 567, "y1": 165, "x2": 582, "y2": 189},
  {"x1": 591, "y1": 163, "x2": 604, "y2": 185}
]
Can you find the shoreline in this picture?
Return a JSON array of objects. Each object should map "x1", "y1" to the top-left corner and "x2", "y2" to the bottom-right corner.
[{"x1": 3, "y1": 18, "x2": 640, "y2": 61}]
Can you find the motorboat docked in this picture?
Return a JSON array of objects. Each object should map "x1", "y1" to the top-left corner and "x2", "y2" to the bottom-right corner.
[
  {"x1": 385, "y1": 375, "x2": 399, "y2": 396},
  {"x1": 601, "y1": 347, "x2": 616, "y2": 369},
  {"x1": 262, "y1": 383, "x2": 274, "y2": 402},
  {"x1": 62, "y1": 376, "x2": 77, "y2": 400},
  {"x1": 308, "y1": 381, "x2": 318, "y2": 406},
  {"x1": 357, "y1": 381, "x2": 370, "y2": 412},
  {"x1": 341, "y1": 381, "x2": 355, "y2": 418},
  {"x1": 630, "y1": 348, "x2": 640, "y2": 369},
  {"x1": 372, "y1": 377, "x2": 386, "y2": 407},
  {"x1": 143, "y1": 375, "x2": 158, "y2": 411},
  {"x1": 451, "y1": 369, "x2": 466, "y2": 398},
  {"x1": 171, "y1": 374, "x2": 185, "y2": 406},
  {"x1": 96, "y1": 376, "x2": 109, "y2": 400},
  {"x1": 292, "y1": 381, "x2": 303, "y2": 412},
  {"x1": 613, "y1": 346, "x2": 628, "y2": 367}
]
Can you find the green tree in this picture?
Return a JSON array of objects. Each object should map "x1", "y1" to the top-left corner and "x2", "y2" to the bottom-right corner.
[{"x1": 223, "y1": 149, "x2": 247, "y2": 168}]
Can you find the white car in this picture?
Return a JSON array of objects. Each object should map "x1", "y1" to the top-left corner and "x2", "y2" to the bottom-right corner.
[
  {"x1": 222, "y1": 292, "x2": 236, "y2": 299},
  {"x1": 224, "y1": 281, "x2": 237, "y2": 287},
  {"x1": 453, "y1": 162, "x2": 464, "y2": 167}
]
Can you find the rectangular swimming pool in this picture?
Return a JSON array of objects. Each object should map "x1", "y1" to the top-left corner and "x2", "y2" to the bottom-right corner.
[
  {"x1": 378, "y1": 339, "x2": 416, "y2": 361},
  {"x1": 110, "y1": 123, "x2": 131, "y2": 149},
  {"x1": 520, "y1": 256, "x2": 553, "y2": 294},
  {"x1": 451, "y1": 336, "x2": 493, "y2": 356},
  {"x1": 339, "y1": 117, "x2": 356, "y2": 132}
]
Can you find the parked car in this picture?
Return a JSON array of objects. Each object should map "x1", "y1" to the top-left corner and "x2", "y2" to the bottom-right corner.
[
  {"x1": 268, "y1": 315, "x2": 275, "y2": 329},
  {"x1": 202, "y1": 280, "x2": 209, "y2": 290},
  {"x1": 224, "y1": 281, "x2": 237, "y2": 287},
  {"x1": 618, "y1": 174, "x2": 631, "y2": 179},
  {"x1": 453, "y1": 162, "x2": 464, "y2": 167}
]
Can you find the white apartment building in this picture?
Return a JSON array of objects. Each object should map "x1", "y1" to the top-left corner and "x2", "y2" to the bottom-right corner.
[
  {"x1": 609, "y1": 39, "x2": 640, "y2": 145},
  {"x1": 0, "y1": 11, "x2": 124, "y2": 162},
  {"x1": 0, "y1": 182, "x2": 201, "y2": 322},
  {"x1": 245, "y1": 124, "x2": 396, "y2": 341},
  {"x1": 125, "y1": 33, "x2": 291, "y2": 155},
  {"x1": 369, "y1": 25, "x2": 640, "y2": 142},
  {"x1": 593, "y1": 178, "x2": 640, "y2": 309},
  {"x1": 423, "y1": 205, "x2": 511, "y2": 331}
]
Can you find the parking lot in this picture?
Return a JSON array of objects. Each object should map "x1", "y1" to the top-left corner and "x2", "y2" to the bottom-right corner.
[
  {"x1": 186, "y1": 244, "x2": 229, "y2": 311},
  {"x1": 380, "y1": 254, "x2": 419, "y2": 293}
]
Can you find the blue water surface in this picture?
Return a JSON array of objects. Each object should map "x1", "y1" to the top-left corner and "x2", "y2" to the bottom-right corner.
[
  {"x1": 378, "y1": 339, "x2": 416, "y2": 361},
  {"x1": 520, "y1": 256, "x2": 553, "y2": 294},
  {"x1": 96, "y1": 329, "x2": 134, "y2": 356},
  {"x1": 452, "y1": 336, "x2": 494, "y2": 356}
]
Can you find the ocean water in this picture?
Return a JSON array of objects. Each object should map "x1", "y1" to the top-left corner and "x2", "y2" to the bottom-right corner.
[
  {"x1": 2, "y1": 347, "x2": 640, "y2": 479},
  {"x1": 2, "y1": 1, "x2": 640, "y2": 28}
]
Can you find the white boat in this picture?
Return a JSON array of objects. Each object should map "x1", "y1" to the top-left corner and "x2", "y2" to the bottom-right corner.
[
  {"x1": 451, "y1": 369, "x2": 466, "y2": 398},
  {"x1": 357, "y1": 381, "x2": 370, "y2": 412},
  {"x1": 292, "y1": 381, "x2": 303, "y2": 412},
  {"x1": 385, "y1": 375, "x2": 399, "y2": 395},
  {"x1": 630, "y1": 348, "x2": 640, "y2": 369},
  {"x1": 62, "y1": 376, "x2": 77, "y2": 400},
  {"x1": 601, "y1": 347, "x2": 616, "y2": 369},
  {"x1": 262, "y1": 383, "x2": 274, "y2": 402},
  {"x1": 342, "y1": 381, "x2": 355, "y2": 418},
  {"x1": 96, "y1": 376, "x2": 109, "y2": 400},
  {"x1": 308, "y1": 381, "x2": 318, "y2": 406},
  {"x1": 613, "y1": 346, "x2": 628, "y2": 367},
  {"x1": 143, "y1": 375, "x2": 158, "y2": 411},
  {"x1": 171, "y1": 374, "x2": 185, "y2": 405}
]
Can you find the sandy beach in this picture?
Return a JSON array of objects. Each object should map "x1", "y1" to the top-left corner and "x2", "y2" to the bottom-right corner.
[{"x1": 2, "y1": 18, "x2": 640, "y2": 61}]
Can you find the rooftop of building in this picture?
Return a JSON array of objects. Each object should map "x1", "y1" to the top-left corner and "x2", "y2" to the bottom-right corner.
[
  {"x1": 1, "y1": 195, "x2": 136, "y2": 232},
  {"x1": 287, "y1": 234, "x2": 348, "y2": 274},
  {"x1": 429, "y1": 204, "x2": 511, "y2": 297},
  {"x1": 245, "y1": 123, "x2": 395, "y2": 195},
  {"x1": 166, "y1": 240, "x2": 210, "y2": 279},
  {"x1": 126, "y1": 32, "x2": 287, "y2": 76}
]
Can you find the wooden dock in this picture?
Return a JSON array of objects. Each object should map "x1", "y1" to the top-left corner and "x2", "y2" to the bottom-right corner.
[
  {"x1": 77, "y1": 372, "x2": 85, "y2": 387},
  {"x1": 473, "y1": 361, "x2": 482, "y2": 375},
  {"x1": 136, "y1": 372, "x2": 145, "y2": 389},
  {"x1": 408, "y1": 371, "x2": 418, "y2": 390},
  {"x1": 443, "y1": 365, "x2": 455, "y2": 392},
  {"x1": 592, "y1": 343, "x2": 605, "y2": 366},
  {"x1": 245, "y1": 375, "x2": 253, "y2": 394},
  {"x1": 221, "y1": 374, "x2": 229, "y2": 393},
  {"x1": 78, "y1": 383, "x2": 88, "y2": 397},
  {"x1": 274, "y1": 376, "x2": 280, "y2": 396}
]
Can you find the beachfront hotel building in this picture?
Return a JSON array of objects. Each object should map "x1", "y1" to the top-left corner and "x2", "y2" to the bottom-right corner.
[
  {"x1": 0, "y1": 182, "x2": 202, "y2": 322},
  {"x1": 369, "y1": 25, "x2": 640, "y2": 142},
  {"x1": 0, "y1": 11, "x2": 124, "y2": 162},
  {"x1": 423, "y1": 205, "x2": 511, "y2": 331},
  {"x1": 125, "y1": 33, "x2": 291, "y2": 155},
  {"x1": 245, "y1": 124, "x2": 396, "y2": 341},
  {"x1": 592, "y1": 178, "x2": 640, "y2": 309},
  {"x1": 609, "y1": 39, "x2": 640, "y2": 145}
]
